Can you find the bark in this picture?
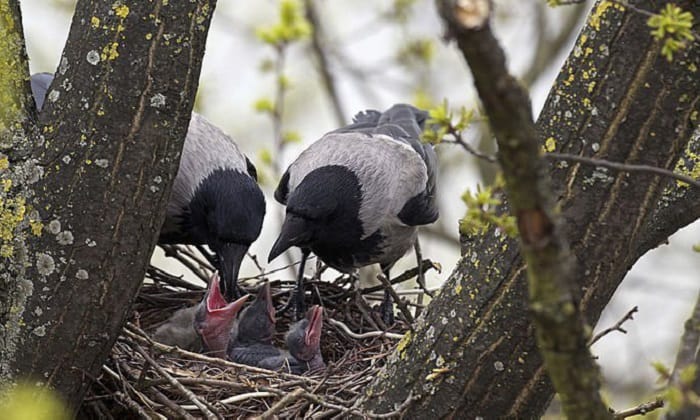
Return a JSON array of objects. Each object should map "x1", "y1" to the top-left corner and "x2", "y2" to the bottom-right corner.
[
  {"x1": 0, "y1": 0, "x2": 217, "y2": 411},
  {"x1": 358, "y1": 0, "x2": 700, "y2": 417}
]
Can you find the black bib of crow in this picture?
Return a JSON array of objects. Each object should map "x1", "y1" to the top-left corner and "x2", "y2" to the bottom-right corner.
[{"x1": 286, "y1": 165, "x2": 384, "y2": 272}]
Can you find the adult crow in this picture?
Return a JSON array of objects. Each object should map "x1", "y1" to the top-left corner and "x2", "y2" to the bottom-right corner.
[
  {"x1": 30, "y1": 72, "x2": 266, "y2": 302},
  {"x1": 269, "y1": 104, "x2": 438, "y2": 323}
]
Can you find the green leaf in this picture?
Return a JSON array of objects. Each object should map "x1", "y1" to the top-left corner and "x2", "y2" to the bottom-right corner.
[
  {"x1": 253, "y1": 98, "x2": 275, "y2": 114},
  {"x1": 652, "y1": 361, "x2": 671, "y2": 378},
  {"x1": 258, "y1": 148, "x2": 273, "y2": 166},
  {"x1": 282, "y1": 131, "x2": 302, "y2": 144},
  {"x1": 680, "y1": 364, "x2": 698, "y2": 386}
]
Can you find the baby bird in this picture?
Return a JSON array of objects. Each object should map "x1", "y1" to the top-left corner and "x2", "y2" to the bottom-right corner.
[
  {"x1": 257, "y1": 305, "x2": 325, "y2": 374},
  {"x1": 153, "y1": 272, "x2": 248, "y2": 358},
  {"x1": 226, "y1": 282, "x2": 281, "y2": 366}
]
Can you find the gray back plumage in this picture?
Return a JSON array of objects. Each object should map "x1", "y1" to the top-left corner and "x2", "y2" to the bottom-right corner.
[
  {"x1": 30, "y1": 72, "x2": 53, "y2": 112},
  {"x1": 283, "y1": 104, "x2": 437, "y2": 238},
  {"x1": 166, "y1": 113, "x2": 249, "y2": 217}
]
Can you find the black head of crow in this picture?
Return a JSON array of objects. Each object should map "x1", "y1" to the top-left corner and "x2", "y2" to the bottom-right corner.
[
  {"x1": 158, "y1": 114, "x2": 266, "y2": 301},
  {"x1": 30, "y1": 72, "x2": 266, "y2": 303},
  {"x1": 269, "y1": 104, "x2": 438, "y2": 322}
]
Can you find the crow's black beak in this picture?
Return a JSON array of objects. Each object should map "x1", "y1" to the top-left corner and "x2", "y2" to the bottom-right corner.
[
  {"x1": 218, "y1": 243, "x2": 248, "y2": 301},
  {"x1": 268, "y1": 214, "x2": 312, "y2": 262}
]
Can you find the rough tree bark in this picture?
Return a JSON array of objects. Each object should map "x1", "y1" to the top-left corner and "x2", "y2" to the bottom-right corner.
[
  {"x1": 359, "y1": 0, "x2": 700, "y2": 417},
  {"x1": 0, "y1": 0, "x2": 216, "y2": 410}
]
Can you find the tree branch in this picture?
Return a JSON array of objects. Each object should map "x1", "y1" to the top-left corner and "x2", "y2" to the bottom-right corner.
[
  {"x1": 304, "y1": 0, "x2": 346, "y2": 126},
  {"x1": 432, "y1": 1, "x2": 610, "y2": 418},
  {"x1": 546, "y1": 152, "x2": 700, "y2": 189},
  {"x1": 613, "y1": 398, "x2": 664, "y2": 419},
  {"x1": 589, "y1": 306, "x2": 638, "y2": 346}
]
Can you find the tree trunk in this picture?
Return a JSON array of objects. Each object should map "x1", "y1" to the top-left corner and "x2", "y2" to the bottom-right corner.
[
  {"x1": 358, "y1": 0, "x2": 700, "y2": 417},
  {"x1": 0, "y1": 0, "x2": 216, "y2": 411}
]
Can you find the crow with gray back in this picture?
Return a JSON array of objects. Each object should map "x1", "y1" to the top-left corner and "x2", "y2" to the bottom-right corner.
[{"x1": 269, "y1": 104, "x2": 438, "y2": 323}]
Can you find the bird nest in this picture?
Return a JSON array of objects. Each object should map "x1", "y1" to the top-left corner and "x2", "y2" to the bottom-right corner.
[{"x1": 80, "y1": 245, "x2": 439, "y2": 419}]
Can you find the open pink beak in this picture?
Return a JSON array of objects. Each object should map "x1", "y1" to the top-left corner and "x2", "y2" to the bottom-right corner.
[
  {"x1": 259, "y1": 282, "x2": 276, "y2": 324},
  {"x1": 197, "y1": 273, "x2": 249, "y2": 357},
  {"x1": 207, "y1": 272, "x2": 249, "y2": 317},
  {"x1": 304, "y1": 305, "x2": 323, "y2": 348}
]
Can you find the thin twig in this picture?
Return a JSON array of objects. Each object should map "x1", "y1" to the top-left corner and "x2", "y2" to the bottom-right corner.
[
  {"x1": 133, "y1": 344, "x2": 217, "y2": 419},
  {"x1": 150, "y1": 387, "x2": 195, "y2": 420},
  {"x1": 589, "y1": 306, "x2": 638, "y2": 346},
  {"x1": 360, "y1": 259, "x2": 439, "y2": 294},
  {"x1": 159, "y1": 245, "x2": 210, "y2": 284},
  {"x1": 443, "y1": 135, "x2": 498, "y2": 162},
  {"x1": 329, "y1": 318, "x2": 404, "y2": 340},
  {"x1": 219, "y1": 391, "x2": 277, "y2": 406},
  {"x1": 612, "y1": 398, "x2": 664, "y2": 419},
  {"x1": 546, "y1": 152, "x2": 700, "y2": 189},
  {"x1": 377, "y1": 272, "x2": 415, "y2": 326},
  {"x1": 240, "y1": 255, "x2": 316, "y2": 281},
  {"x1": 257, "y1": 388, "x2": 306, "y2": 420}
]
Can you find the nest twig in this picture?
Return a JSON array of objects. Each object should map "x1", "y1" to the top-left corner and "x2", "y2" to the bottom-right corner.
[{"x1": 81, "y1": 245, "x2": 438, "y2": 418}]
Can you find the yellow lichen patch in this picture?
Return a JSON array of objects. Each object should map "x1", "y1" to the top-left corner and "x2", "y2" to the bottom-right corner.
[
  {"x1": 397, "y1": 330, "x2": 412, "y2": 359},
  {"x1": 2, "y1": 179, "x2": 11, "y2": 192},
  {"x1": 101, "y1": 42, "x2": 119, "y2": 61},
  {"x1": 0, "y1": 244, "x2": 13, "y2": 258},
  {"x1": 674, "y1": 149, "x2": 700, "y2": 188},
  {"x1": 0, "y1": 195, "x2": 27, "y2": 257},
  {"x1": 589, "y1": 0, "x2": 624, "y2": 31},
  {"x1": 30, "y1": 219, "x2": 42, "y2": 236},
  {"x1": 91, "y1": 16, "x2": 100, "y2": 29},
  {"x1": 689, "y1": 63, "x2": 697, "y2": 73},
  {"x1": 455, "y1": 284, "x2": 462, "y2": 295},
  {"x1": 145, "y1": 33, "x2": 153, "y2": 40},
  {"x1": 0, "y1": 156, "x2": 9, "y2": 171},
  {"x1": 582, "y1": 98, "x2": 591, "y2": 108},
  {"x1": 579, "y1": 34, "x2": 588, "y2": 45},
  {"x1": 544, "y1": 137, "x2": 557, "y2": 153},
  {"x1": 587, "y1": 81, "x2": 597, "y2": 93},
  {"x1": 563, "y1": 71, "x2": 575, "y2": 87},
  {"x1": 113, "y1": 4, "x2": 130, "y2": 19}
]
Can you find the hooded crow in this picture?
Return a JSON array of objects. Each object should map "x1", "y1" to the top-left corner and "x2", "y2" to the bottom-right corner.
[
  {"x1": 30, "y1": 72, "x2": 266, "y2": 302},
  {"x1": 158, "y1": 112, "x2": 266, "y2": 301},
  {"x1": 268, "y1": 104, "x2": 438, "y2": 322},
  {"x1": 153, "y1": 272, "x2": 249, "y2": 357}
]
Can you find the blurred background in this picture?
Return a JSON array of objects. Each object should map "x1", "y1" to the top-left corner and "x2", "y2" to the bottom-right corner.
[{"x1": 20, "y1": 0, "x2": 699, "y2": 412}]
